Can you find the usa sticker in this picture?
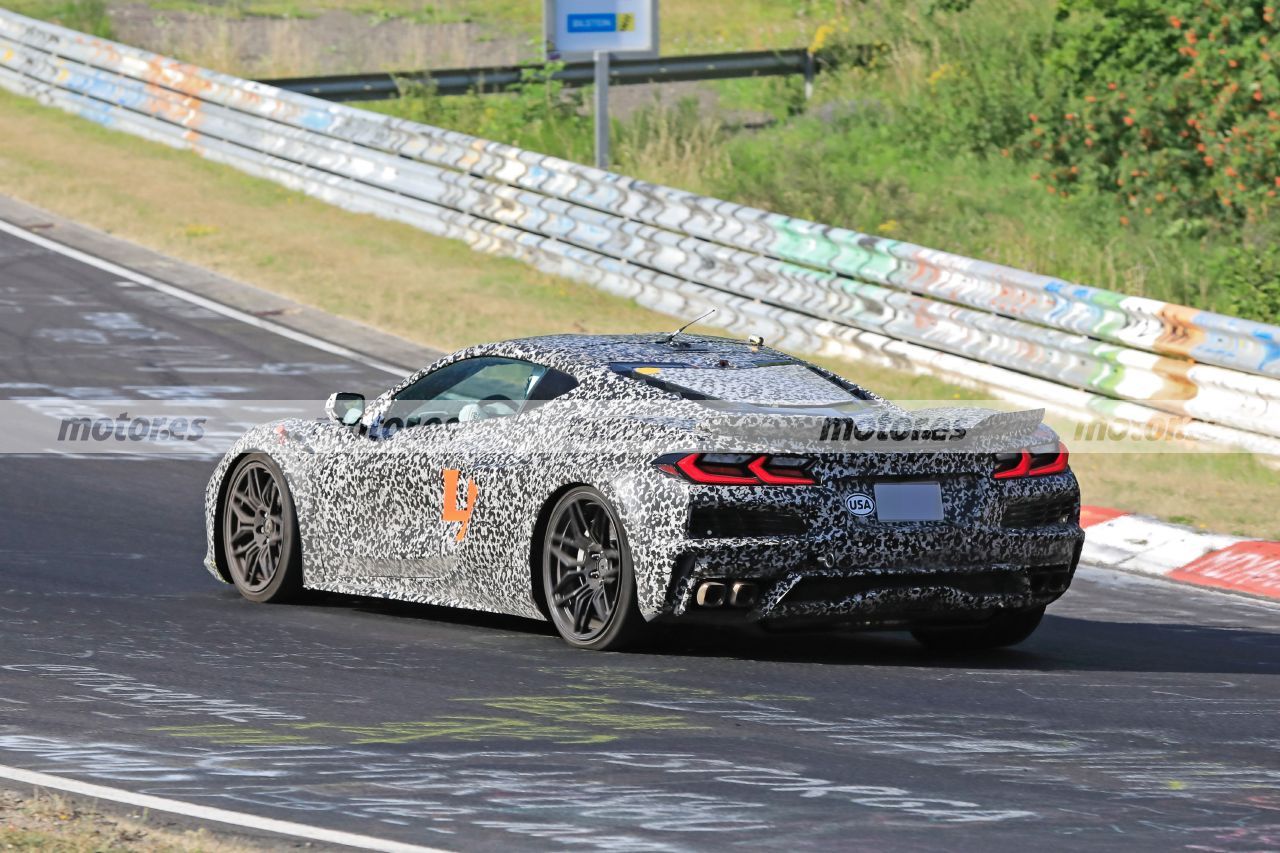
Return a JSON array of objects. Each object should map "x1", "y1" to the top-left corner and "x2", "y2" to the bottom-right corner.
[{"x1": 845, "y1": 493, "x2": 875, "y2": 517}]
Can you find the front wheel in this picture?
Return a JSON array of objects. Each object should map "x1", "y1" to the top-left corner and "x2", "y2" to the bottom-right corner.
[
  {"x1": 910, "y1": 606, "x2": 1045, "y2": 651},
  {"x1": 221, "y1": 453, "x2": 302, "y2": 603},
  {"x1": 541, "y1": 487, "x2": 645, "y2": 651}
]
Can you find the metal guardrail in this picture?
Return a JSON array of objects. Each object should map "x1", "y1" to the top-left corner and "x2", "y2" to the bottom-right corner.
[
  {"x1": 1, "y1": 9, "x2": 1278, "y2": 454},
  {"x1": 260, "y1": 47, "x2": 872, "y2": 102}
]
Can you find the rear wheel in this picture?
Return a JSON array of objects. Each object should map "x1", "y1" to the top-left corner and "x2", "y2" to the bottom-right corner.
[
  {"x1": 541, "y1": 487, "x2": 645, "y2": 651},
  {"x1": 910, "y1": 606, "x2": 1044, "y2": 651},
  {"x1": 221, "y1": 453, "x2": 302, "y2": 603}
]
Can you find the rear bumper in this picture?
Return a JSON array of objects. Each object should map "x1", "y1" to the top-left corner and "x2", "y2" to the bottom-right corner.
[{"x1": 663, "y1": 526, "x2": 1084, "y2": 627}]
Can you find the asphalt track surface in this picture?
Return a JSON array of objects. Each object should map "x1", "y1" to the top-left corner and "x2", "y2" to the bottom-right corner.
[{"x1": 1, "y1": 221, "x2": 1278, "y2": 852}]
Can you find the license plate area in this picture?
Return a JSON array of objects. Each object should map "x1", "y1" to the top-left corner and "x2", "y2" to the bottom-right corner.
[{"x1": 873, "y1": 482, "x2": 943, "y2": 522}]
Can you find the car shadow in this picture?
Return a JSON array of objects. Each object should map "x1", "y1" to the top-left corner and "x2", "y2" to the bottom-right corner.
[
  {"x1": 283, "y1": 591, "x2": 1279, "y2": 677},
  {"x1": 639, "y1": 613, "x2": 1280, "y2": 676}
]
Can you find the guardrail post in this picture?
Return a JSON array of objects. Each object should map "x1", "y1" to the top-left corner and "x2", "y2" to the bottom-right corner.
[
  {"x1": 804, "y1": 50, "x2": 815, "y2": 100},
  {"x1": 594, "y1": 50, "x2": 610, "y2": 169}
]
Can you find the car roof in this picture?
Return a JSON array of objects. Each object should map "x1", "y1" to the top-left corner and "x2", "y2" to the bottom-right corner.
[{"x1": 480, "y1": 333, "x2": 799, "y2": 372}]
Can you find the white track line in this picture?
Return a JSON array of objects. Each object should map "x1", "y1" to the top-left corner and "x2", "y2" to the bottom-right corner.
[
  {"x1": 0, "y1": 764, "x2": 450, "y2": 853},
  {"x1": 0, "y1": 218, "x2": 405, "y2": 376}
]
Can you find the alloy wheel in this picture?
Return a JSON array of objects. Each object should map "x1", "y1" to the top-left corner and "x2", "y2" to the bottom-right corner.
[
  {"x1": 223, "y1": 460, "x2": 285, "y2": 593},
  {"x1": 545, "y1": 494, "x2": 624, "y2": 642}
]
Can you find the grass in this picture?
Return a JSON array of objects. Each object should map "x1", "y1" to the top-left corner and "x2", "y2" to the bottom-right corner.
[
  {"x1": 9, "y1": 0, "x2": 847, "y2": 49},
  {"x1": 700, "y1": 0, "x2": 1229, "y2": 312},
  {"x1": 713, "y1": 120, "x2": 1211, "y2": 308},
  {"x1": 0, "y1": 788, "x2": 265, "y2": 851},
  {"x1": 1, "y1": 87, "x2": 1277, "y2": 537},
  {"x1": 11, "y1": 0, "x2": 115, "y2": 37}
]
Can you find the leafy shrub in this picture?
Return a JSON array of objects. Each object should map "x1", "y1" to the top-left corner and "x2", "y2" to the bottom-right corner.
[
  {"x1": 838, "y1": 0, "x2": 1051, "y2": 158},
  {"x1": 1209, "y1": 240, "x2": 1280, "y2": 319},
  {"x1": 907, "y1": 51, "x2": 1044, "y2": 155},
  {"x1": 1023, "y1": 0, "x2": 1280, "y2": 231}
]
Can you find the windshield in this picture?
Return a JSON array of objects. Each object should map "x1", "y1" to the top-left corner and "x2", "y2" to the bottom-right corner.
[{"x1": 611, "y1": 362, "x2": 870, "y2": 407}]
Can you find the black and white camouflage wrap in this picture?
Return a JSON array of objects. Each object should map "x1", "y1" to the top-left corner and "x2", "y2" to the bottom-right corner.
[{"x1": 203, "y1": 334, "x2": 1083, "y2": 628}]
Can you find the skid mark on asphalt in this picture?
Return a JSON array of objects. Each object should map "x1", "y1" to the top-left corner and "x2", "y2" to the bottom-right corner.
[
  {"x1": 2, "y1": 664, "x2": 303, "y2": 722},
  {"x1": 4, "y1": 663, "x2": 1278, "y2": 847},
  {"x1": 8, "y1": 610, "x2": 1277, "y2": 844},
  {"x1": 151, "y1": 697, "x2": 706, "y2": 747},
  {"x1": 0, "y1": 733, "x2": 1035, "y2": 845},
  {"x1": 149, "y1": 725, "x2": 318, "y2": 746},
  {"x1": 537, "y1": 665, "x2": 811, "y2": 704},
  {"x1": 628, "y1": 694, "x2": 1280, "y2": 801}
]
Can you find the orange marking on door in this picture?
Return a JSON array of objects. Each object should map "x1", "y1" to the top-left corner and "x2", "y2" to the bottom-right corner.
[{"x1": 442, "y1": 469, "x2": 478, "y2": 542}]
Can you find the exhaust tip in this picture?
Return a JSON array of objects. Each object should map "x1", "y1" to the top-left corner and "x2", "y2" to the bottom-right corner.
[
  {"x1": 695, "y1": 581, "x2": 727, "y2": 607},
  {"x1": 729, "y1": 581, "x2": 758, "y2": 608}
]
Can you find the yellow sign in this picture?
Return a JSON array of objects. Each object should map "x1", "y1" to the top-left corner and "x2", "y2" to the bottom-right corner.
[{"x1": 618, "y1": 12, "x2": 635, "y2": 32}]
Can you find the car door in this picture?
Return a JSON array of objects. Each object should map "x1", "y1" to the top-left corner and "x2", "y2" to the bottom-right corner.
[
  {"x1": 351, "y1": 356, "x2": 558, "y2": 581},
  {"x1": 300, "y1": 391, "x2": 457, "y2": 580}
]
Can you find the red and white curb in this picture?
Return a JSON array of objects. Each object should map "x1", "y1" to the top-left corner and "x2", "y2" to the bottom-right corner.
[{"x1": 1081, "y1": 506, "x2": 1280, "y2": 601}]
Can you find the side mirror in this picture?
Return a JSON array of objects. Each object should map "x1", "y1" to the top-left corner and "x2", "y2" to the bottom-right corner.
[{"x1": 325, "y1": 392, "x2": 365, "y2": 426}]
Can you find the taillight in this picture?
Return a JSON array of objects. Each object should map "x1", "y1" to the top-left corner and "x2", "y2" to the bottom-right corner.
[
  {"x1": 993, "y1": 450, "x2": 1030, "y2": 480},
  {"x1": 676, "y1": 453, "x2": 759, "y2": 485},
  {"x1": 1028, "y1": 442, "x2": 1069, "y2": 475},
  {"x1": 747, "y1": 455, "x2": 816, "y2": 485},
  {"x1": 993, "y1": 442, "x2": 1069, "y2": 479},
  {"x1": 656, "y1": 453, "x2": 817, "y2": 485}
]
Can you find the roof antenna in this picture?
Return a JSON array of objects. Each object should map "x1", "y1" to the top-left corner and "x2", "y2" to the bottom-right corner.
[{"x1": 662, "y1": 308, "x2": 715, "y2": 345}]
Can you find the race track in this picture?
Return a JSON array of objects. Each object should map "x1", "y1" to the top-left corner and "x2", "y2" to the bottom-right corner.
[{"x1": 1, "y1": 216, "x2": 1278, "y2": 852}]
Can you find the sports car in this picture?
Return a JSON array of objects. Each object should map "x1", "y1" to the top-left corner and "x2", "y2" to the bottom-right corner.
[{"x1": 204, "y1": 333, "x2": 1083, "y2": 650}]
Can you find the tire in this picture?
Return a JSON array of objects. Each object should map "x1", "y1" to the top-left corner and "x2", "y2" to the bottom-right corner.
[
  {"x1": 220, "y1": 453, "x2": 303, "y2": 603},
  {"x1": 541, "y1": 486, "x2": 645, "y2": 651},
  {"x1": 910, "y1": 606, "x2": 1045, "y2": 651}
]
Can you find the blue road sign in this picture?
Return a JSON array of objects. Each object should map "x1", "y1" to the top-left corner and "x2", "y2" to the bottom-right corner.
[{"x1": 567, "y1": 13, "x2": 617, "y2": 33}]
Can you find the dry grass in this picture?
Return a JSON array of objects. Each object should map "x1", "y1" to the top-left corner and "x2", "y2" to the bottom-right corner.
[
  {"x1": 146, "y1": 17, "x2": 240, "y2": 75},
  {"x1": 1, "y1": 88, "x2": 1278, "y2": 537},
  {"x1": 124, "y1": 11, "x2": 522, "y2": 78},
  {"x1": 615, "y1": 99, "x2": 731, "y2": 193},
  {"x1": 0, "y1": 788, "x2": 267, "y2": 851},
  {"x1": 1070, "y1": 451, "x2": 1280, "y2": 538}
]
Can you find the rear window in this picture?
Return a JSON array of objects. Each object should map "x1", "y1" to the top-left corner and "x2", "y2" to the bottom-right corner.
[{"x1": 610, "y1": 362, "x2": 869, "y2": 407}]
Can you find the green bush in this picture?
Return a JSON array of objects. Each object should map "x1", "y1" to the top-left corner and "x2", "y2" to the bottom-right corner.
[
  {"x1": 900, "y1": 35, "x2": 1046, "y2": 156},
  {"x1": 1210, "y1": 240, "x2": 1280, "y2": 319},
  {"x1": 48, "y1": 0, "x2": 114, "y2": 38},
  {"x1": 1023, "y1": 0, "x2": 1280, "y2": 231}
]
